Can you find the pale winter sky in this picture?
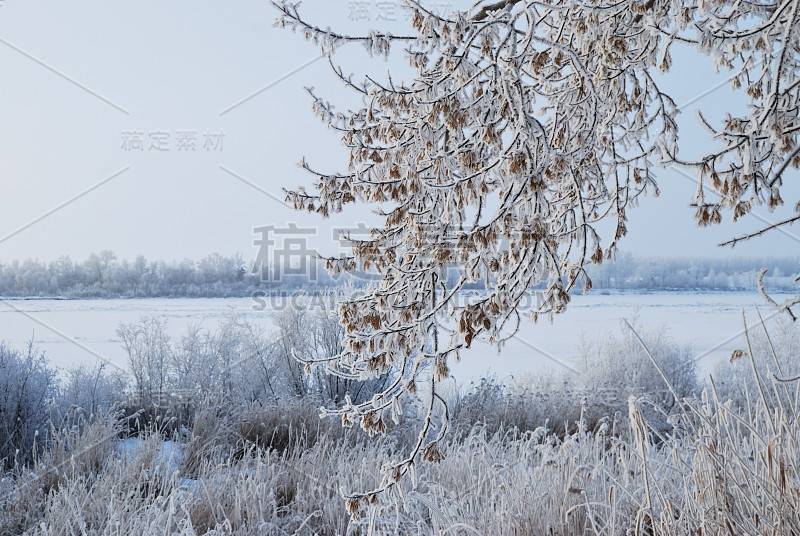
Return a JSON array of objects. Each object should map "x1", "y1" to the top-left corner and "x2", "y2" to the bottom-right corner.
[{"x1": 0, "y1": 0, "x2": 798, "y2": 267}]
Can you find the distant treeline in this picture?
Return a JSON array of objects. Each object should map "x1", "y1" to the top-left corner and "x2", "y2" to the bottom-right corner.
[
  {"x1": 0, "y1": 252, "x2": 262, "y2": 298},
  {"x1": 0, "y1": 251, "x2": 798, "y2": 297},
  {"x1": 584, "y1": 252, "x2": 800, "y2": 292}
]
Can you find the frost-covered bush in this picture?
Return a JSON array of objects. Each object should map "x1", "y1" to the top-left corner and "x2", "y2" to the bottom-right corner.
[
  {"x1": 58, "y1": 362, "x2": 128, "y2": 417},
  {"x1": 449, "y1": 322, "x2": 699, "y2": 438},
  {"x1": 180, "y1": 396, "x2": 381, "y2": 476},
  {"x1": 115, "y1": 303, "x2": 392, "y2": 435},
  {"x1": 117, "y1": 316, "x2": 171, "y2": 407},
  {"x1": 447, "y1": 376, "x2": 587, "y2": 438},
  {"x1": 711, "y1": 316, "x2": 800, "y2": 409},
  {"x1": 168, "y1": 312, "x2": 276, "y2": 405},
  {"x1": 577, "y1": 322, "x2": 698, "y2": 416},
  {"x1": 274, "y1": 293, "x2": 393, "y2": 405},
  {"x1": 0, "y1": 341, "x2": 58, "y2": 469},
  {"x1": 117, "y1": 314, "x2": 271, "y2": 411}
]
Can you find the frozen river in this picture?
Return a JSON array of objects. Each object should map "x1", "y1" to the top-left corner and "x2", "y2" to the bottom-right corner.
[{"x1": 0, "y1": 292, "x2": 792, "y2": 382}]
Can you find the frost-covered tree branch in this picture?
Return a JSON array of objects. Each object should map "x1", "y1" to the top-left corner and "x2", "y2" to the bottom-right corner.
[
  {"x1": 675, "y1": 0, "x2": 800, "y2": 228},
  {"x1": 273, "y1": 0, "x2": 800, "y2": 506}
]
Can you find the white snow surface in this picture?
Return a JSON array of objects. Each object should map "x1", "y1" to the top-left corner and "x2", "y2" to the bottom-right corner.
[{"x1": 0, "y1": 292, "x2": 787, "y2": 382}]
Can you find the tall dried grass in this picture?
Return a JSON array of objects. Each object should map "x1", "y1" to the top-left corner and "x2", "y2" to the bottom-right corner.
[{"x1": 2, "y1": 320, "x2": 799, "y2": 535}]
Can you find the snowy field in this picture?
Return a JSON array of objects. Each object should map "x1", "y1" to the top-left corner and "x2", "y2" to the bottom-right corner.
[{"x1": 0, "y1": 292, "x2": 789, "y2": 381}]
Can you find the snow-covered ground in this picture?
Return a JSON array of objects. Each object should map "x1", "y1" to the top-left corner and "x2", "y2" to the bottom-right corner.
[
  {"x1": 454, "y1": 291, "x2": 785, "y2": 382},
  {"x1": 0, "y1": 292, "x2": 789, "y2": 381}
]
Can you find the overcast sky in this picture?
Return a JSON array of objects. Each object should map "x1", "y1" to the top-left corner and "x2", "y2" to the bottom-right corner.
[{"x1": 0, "y1": 0, "x2": 798, "y2": 267}]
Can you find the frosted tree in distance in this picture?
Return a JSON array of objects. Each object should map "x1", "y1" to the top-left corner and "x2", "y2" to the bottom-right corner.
[{"x1": 273, "y1": 0, "x2": 800, "y2": 504}]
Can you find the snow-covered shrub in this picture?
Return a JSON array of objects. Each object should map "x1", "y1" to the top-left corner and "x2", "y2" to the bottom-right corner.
[
  {"x1": 0, "y1": 340, "x2": 58, "y2": 469},
  {"x1": 448, "y1": 322, "x2": 698, "y2": 439},
  {"x1": 117, "y1": 301, "x2": 393, "y2": 433},
  {"x1": 57, "y1": 362, "x2": 128, "y2": 417},
  {"x1": 273, "y1": 293, "x2": 393, "y2": 405},
  {"x1": 168, "y1": 312, "x2": 277, "y2": 405},
  {"x1": 32, "y1": 409, "x2": 122, "y2": 497},
  {"x1": 577, "y1": 322, "x2": 699, "y2": 422},
  {"x1": 449, "y1": 375, "x2": 619, "y2": 439},
  {"x1": 7, "y1": 418, "x2": 179, "y2": 536},
  {"x1": 117, "y1": 316, "x2": 171, "y2": 407},
  {"x1": 711, "y1": 316, "x2": 800, "y2": 409},
  {"x1": 117, "y1": 313, "x2": 276, "y2": 432}
]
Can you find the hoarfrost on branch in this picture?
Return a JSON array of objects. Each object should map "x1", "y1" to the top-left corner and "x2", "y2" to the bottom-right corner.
[{"x1": 273, "y1": 0, "x2": 800, "y2": 502}]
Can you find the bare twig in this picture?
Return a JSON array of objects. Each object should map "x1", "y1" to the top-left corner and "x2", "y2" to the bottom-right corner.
[{"x1": 718, "y1": 215, "x2": 800, "y2": 248}]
